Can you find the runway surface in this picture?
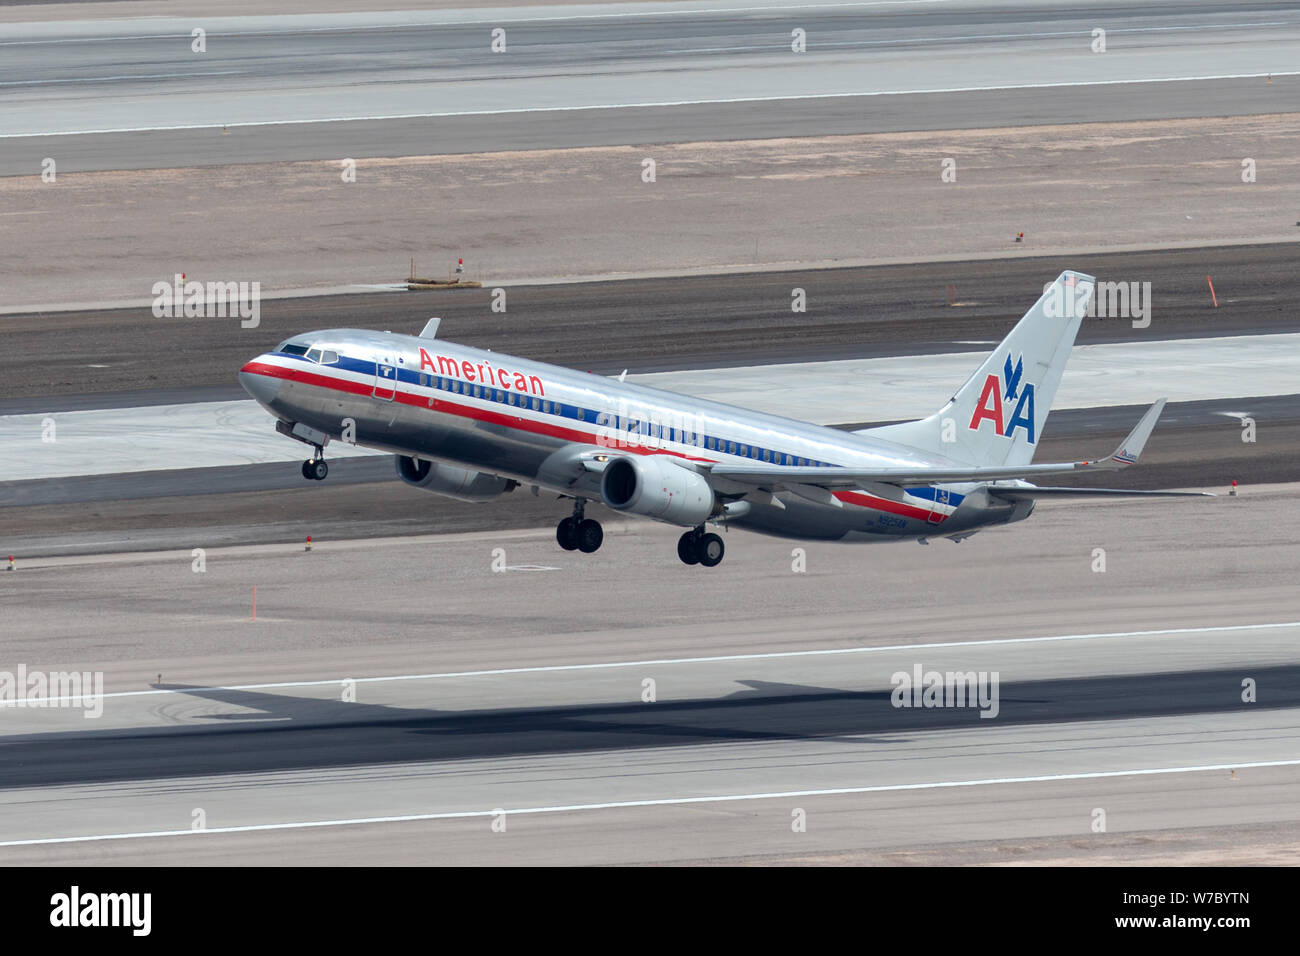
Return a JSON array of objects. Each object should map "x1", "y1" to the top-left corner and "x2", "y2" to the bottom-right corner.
[
  {"x1": 0, "y1": 333, "x2": 1292, "y2": 482},
  {"x1": 4, "y1": 1, "x2": 1300, "y2": 173},
  {"x1": 5, "y1": 244, "x2": 1297, "y2": 403},
  {"x1": 1, "y1": 486, "x2": 1296, "y2": 865},
  {"x1": 1, "y1": 245, "x2": 1293, "y2": 554}
]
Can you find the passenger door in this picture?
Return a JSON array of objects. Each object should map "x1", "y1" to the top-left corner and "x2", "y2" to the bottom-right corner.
[{"x1": 373, "y1": 355, "x2": 397, "y2": 401}]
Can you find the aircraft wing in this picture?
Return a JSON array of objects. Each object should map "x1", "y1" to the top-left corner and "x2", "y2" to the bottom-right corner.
[{"x1": 708, "y1": 400, "x2": 1175, "y2": 489}]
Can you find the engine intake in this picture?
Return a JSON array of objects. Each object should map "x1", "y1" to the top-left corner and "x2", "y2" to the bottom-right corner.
[
  {"x1": 600, "y1": 455, "x2": 714, "y2": 527},
  {"x1": 395, "y1": 455, "x2": 513, "y2": 502}
]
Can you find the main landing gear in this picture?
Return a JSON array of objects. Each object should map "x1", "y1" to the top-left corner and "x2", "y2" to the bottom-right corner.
[
  {"x1": 301, "y1": 447, "x2": 328, "y2": 481},
  {"x1": 556, "y1": 498, "x2": 603, "y2": 554},
  {"x1": 677, "y1": 526, "x2": 725, "y2": 568}
]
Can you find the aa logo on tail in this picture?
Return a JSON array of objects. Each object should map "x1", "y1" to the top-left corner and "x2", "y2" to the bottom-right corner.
[{"x1": 970, "y1": 353, "x2": 1036, "y2": 443}]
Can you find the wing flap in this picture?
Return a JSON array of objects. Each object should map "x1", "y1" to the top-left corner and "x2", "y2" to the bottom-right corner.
[{"x1": 987, "y1": 485, "x2": 1213, "y2": 500}]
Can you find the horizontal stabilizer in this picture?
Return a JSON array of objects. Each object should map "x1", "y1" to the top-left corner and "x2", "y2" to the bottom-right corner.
[{"x1": 709, "y1": 400, "x2": 1171, "y2": 489}]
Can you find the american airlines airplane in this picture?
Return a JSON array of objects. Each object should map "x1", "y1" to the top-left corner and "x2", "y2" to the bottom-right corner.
[{"x1": 239, "y1": 271, "x2": 1207, "y2": 567}]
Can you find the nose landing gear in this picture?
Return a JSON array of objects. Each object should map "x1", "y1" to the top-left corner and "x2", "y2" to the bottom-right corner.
[
  {"x1": 556, "y1": 499, "x2": 603, "y2": 553},
  {"x1": 301, "y1": 446, "x2": 328, "y2": 481}
]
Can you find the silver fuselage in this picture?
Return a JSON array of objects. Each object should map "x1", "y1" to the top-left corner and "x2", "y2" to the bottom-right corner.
[{"x1": 239, "y1": 329, "x2": 1033, "y2": 542}]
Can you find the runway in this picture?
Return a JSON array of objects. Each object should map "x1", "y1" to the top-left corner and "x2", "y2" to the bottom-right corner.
[
  {"x1": 3, "y1": 1, "x2": 1299, "y2": 173},
  {"x1": 1, "y1": 486, "x2": 1297, "y2": 865},
  {"x1": 5, "y1": 244, "x2": 1298, "y2": 404},
  {"x1": 1, "y1": 246, "x2": 1293, "y2": 555},
  {"x1": 2, "y1": 332, "x2": 1294, "y2": 483}
]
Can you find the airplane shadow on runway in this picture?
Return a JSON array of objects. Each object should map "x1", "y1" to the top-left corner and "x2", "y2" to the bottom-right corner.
[{"x1": 5, "y1": 665, "x2": 1298, "y2": 789}]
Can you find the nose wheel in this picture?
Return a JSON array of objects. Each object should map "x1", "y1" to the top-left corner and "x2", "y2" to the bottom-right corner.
[
  {"x1": 556, "y1": 499, "x2": 603, "y2": 553},
  {"x1": 301, "y1": 449, "x2": 328, "y2": 481},
  {"x1": 678, "y1": 528, "x2": 724, "y2": 567}
]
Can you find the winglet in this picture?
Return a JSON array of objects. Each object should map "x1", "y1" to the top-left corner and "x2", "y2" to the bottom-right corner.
[{"x1": 1103, "y1": 398, "x2": 1166, "y2": 467}]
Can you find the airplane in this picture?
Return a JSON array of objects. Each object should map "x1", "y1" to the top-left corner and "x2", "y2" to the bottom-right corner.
[{"x1": 238, "y1": 271, "x2": 1209, "y2": 568}]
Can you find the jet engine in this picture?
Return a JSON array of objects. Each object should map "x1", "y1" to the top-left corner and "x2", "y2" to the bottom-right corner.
[
  {"x1": 395, "y1": 455, "x2": 514, "y2": 502},
  {"x1": 600, "y1": 454, "x2": 715, "y2": 526}
]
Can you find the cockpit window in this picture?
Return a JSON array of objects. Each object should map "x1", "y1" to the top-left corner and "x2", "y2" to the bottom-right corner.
[{"x1": 275, "y1": 342, "x2": 338, "y2": 364}]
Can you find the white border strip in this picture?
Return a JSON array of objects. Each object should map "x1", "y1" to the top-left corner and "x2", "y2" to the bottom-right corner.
[
  {"x1": 4, "y1": 759, "x2": 1298, "y2": 847},
  {"x1": 5, "y1": 620, "x2": 1297, "y2": 706}
]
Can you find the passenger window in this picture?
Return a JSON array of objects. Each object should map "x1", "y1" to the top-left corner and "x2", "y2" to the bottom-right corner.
[
  {"x1": 578, "y1": 408, "x2": 585, "y2": 421},
  {"x1": 543, "y1": 401, "x2": 551, "y2": 414},
  {"x1": 531, "y1": 398, "x2": 540, "y2": 411},
  {"x1": 763, "y1": 450, "x2": 771, "y2": 462}
]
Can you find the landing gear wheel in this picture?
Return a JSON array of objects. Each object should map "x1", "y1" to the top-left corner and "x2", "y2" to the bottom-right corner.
[
  {"x1": 556, "y1": 516, "x2": 579, "y2": 551},
  {"x1": 696, "y1": 532, "x2": 725, "y2": 567},
  {"x1": 677, "y1": 531, "x2": 700, "y2": 565},
  {"x1": 576, "y1": 518, "x2": 604, "y2": 553},
  {"x1": 301, "y1": 460, "x2": 313, "y2": 480},
  {"x1": 307, "y1": 459, "x2": 328, "y2": 481}
]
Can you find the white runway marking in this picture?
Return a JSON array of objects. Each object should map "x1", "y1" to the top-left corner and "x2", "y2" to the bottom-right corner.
[
  {"x1": 0, "y1": 4, "x2": 955, "y2": 47},
  {"x1": 665, "y1": 22, "x2": 1291, "y2": 53},
  {"x1": 4, "y1": 758, "x2": 1298, "y2": 848},
  {"x1": 7, "y1": 620, "x2": 1296, "y2": 706},
  {"x1": 3, "y1": 72, "x2": 1296, "y2": 138},
  {"x1": 0, "y1": 70, "x2": 245, "y2": 87}
]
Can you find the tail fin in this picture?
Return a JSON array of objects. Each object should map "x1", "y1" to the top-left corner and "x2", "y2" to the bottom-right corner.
[{"x1": 860, "y1": 270, "x2": 1094, "y2": 467}]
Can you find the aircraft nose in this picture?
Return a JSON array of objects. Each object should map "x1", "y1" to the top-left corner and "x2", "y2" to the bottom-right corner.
[{"x1": 239, "y1": 359, "x2": 281, "y2": 406}]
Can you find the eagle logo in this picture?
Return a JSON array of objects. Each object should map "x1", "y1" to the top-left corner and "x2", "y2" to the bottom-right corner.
[{"x1": 1003, "y1": 354, "x2": 1024, "y2": 402}]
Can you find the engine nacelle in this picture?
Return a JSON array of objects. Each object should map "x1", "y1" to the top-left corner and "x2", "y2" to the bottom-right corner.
[
  {"x1": 395, "y1": 455, "x2": 513, "y2": 502},
  {"x1": 600, "y1": 454, "x2": 715, "y2": 527}
]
